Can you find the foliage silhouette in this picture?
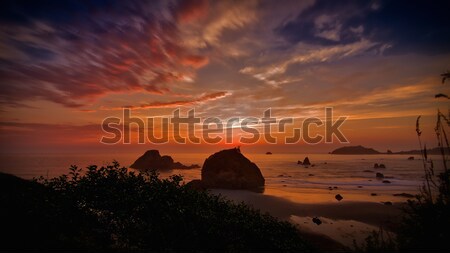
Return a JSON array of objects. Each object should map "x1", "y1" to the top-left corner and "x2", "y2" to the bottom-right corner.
[
  {"x1": 0, "y1": 162, "x2": 313, "y2": 252},
  {"x1": 396, "y1": 71, "x2": 450, "y2": 251}
]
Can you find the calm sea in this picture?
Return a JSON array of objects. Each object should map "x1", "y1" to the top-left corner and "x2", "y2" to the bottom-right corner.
[{"x1": 0, "y1": 152, "x2": 443, "y2": 204}]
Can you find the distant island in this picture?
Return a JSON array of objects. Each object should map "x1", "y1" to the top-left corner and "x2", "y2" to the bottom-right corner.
[{"x1": 331, "y1": 145, "x2": 450, "y2": 155}]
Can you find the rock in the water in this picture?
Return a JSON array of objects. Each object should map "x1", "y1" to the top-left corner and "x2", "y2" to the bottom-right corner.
[
  {"x1": 130, "y1": 150, "x2": 200, "y2": 171},
  {"x1": 303, "y1": 157, "x2": 311, "y2": 166},
  {"x1": 382, "y1": 180, "x2": 391, "y2": 184},
  {"x1": 379, "y1": 164, "x2": 386, "y2": 169},
  {"x1": 407, "y1": 156, "x2": 415, "y2": 160},
  {"x1": 376, "y1": 172, "x2": 384, "y2": 178},
  {"x1": 335, "y1": 194, "x2": 343, "y2": 201},
  {"x1": 312, "y1": 217, "x2": 322, "y2": 225},
  {"x1": 383, "y1": 201, "x2": 393, "y2": 206},
  {"x1": 371, "y1": 193, "x2": 377, "y2": 196},
  {"x1": 374, "y1": 163, "x2": 379, "y2": 168},
  {"x1": 201, "y1": 148, "x2": 265, "y2": 191},
  {"x1": 297, "y1": 160, "x2": 302, "y2": 165}
]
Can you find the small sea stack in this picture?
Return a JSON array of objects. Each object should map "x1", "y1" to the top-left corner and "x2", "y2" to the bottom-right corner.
[{"x1": 303, "y1": 157, "x2": 311, "y2": 166}]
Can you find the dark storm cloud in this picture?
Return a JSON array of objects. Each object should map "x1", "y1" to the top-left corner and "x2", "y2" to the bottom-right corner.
[{"x1": 275, "y1": 0, "x2": 450, "y2": 54}]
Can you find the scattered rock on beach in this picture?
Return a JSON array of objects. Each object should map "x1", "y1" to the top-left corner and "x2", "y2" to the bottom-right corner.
[
  {"x1": 383, "y1": 201, "x2": 393, "y2": 206},
  {"x1": 335, "y1": 194, "x2": 343, "y2": 201},
  {"x1": 312, "y1": 217, "x2": 322, "y2": 225},
  {"x1": 376, "y1": 172, "x2": 384, "y2": 178}
]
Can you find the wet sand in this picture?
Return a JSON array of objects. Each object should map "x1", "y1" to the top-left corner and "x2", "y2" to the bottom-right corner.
[
  {"x1": 211, "y1": 189, "x2": 404, "y2": 226},
  {"x1": 210, "y1": 189, "x2": 405, "y2": 248}
]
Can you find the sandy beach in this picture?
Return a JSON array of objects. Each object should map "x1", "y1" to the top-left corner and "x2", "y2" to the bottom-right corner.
[{"x1": 211, "y1": 189, "x2": 404, "y2": 248}]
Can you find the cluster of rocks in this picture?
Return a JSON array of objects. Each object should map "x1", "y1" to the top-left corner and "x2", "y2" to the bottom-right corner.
[
  {"x1": 374, "y1": 163, "x2": 386, "y2": 169},
  {"x1": 132, "y1": 148, "x2": 266, "y2": 192},
  {"x1": 130, "y1": 150, "x2": 200, "y2": 171},
  {"x1": 374, "y1": 172, "x2": 392, "y2": 183}
]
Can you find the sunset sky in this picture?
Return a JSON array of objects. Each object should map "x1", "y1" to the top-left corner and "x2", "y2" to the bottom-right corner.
[{"x1": 0, "y1": 0, "x2": 449, "y2": 154}]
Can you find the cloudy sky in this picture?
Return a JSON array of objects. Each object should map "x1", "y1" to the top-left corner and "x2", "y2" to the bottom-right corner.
[{"x1": 0, "y1": 0, "x2": 449, "y2": 153}]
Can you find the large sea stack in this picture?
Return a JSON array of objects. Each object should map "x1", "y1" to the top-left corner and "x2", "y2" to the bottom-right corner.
[{"x1": 200, "y1": 148, "x2": 265, "y2": 191}]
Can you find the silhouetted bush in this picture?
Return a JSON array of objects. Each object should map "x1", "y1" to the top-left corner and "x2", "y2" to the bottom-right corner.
[
  {"x1": 396, "y1": 170, "x2": 450, "y2": 251},
  {"x1": 0, "y1": 162, "x2": 313, "y2": 252}
]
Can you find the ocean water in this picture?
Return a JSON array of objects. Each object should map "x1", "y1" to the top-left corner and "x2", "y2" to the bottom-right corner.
[{"x1": 0, "y1": 152, "x2": 443, "y2": 204}]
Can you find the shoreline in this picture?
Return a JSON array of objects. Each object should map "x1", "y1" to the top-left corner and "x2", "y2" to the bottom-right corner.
[
  {"x1": 211, "y1": 189, "x2": 405, "y2": 248},
  {"x1": 211, "y1": 189, "x2": 404, "y2": 226}
]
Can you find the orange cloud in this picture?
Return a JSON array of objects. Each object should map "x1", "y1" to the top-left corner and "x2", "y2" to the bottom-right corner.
[
  {"x1": 181, "y1": 55, "x2": 209, "y2": 68},
  {"x1": 98, "y1": 91, "x2": 231, "y2": 111}
]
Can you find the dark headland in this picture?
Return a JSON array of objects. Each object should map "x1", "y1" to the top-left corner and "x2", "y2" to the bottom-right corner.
[
  {"x1": 330, "y1": 145, "x2": 450, "y2": 155},
  {"x1": 330, "y1": 145, "x2": 380, "y2": 154}
]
